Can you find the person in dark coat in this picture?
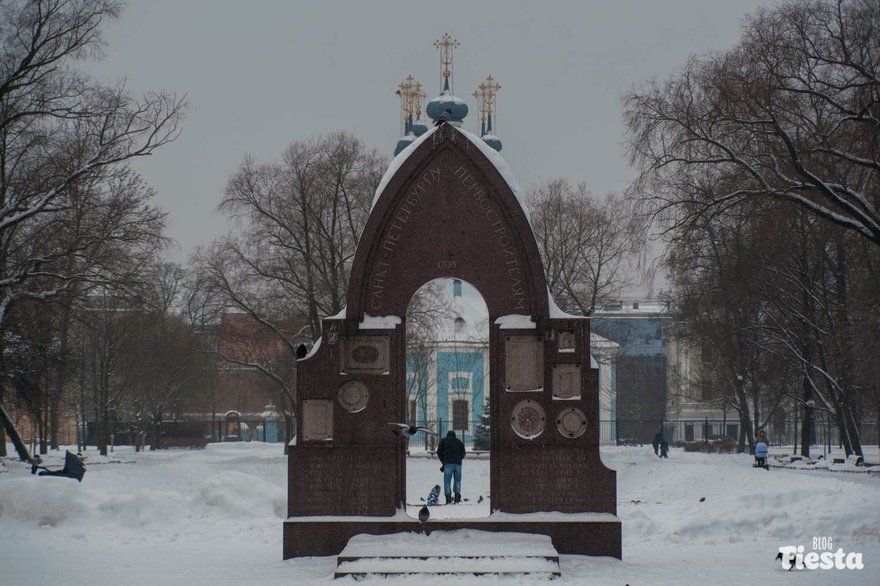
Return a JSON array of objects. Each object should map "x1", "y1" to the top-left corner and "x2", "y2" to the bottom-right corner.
[
  {"x1": 652, "y1": 432, "x2": 663, "y2": 456},
  {"x1": 437, "y1": 430, "x2": 466, "y2": 504}
]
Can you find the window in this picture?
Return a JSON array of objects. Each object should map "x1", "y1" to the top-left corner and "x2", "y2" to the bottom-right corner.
[
  {"x1": 685, "y1": 424, "x2": 694, "y2": 442},
  {"x1": 700, "y1": 385, "x2": 714, "y2": 401},
  {"x1": 700, "y1": 345, "x2": 713, "y2": 364},
  {"x1": 450, "y1": 376, "x2": 470, "y2": 391},
  {"x1": 452, "y1": 400, "x2": 469, "y2": 431}
]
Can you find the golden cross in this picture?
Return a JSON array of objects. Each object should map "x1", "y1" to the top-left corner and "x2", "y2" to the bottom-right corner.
[
  {"x1": 482, "y1": 75, "x2": 501, "y2": 114},
  {"x1": 433, "y1": 33, "x2": 460, "y2": 78}
]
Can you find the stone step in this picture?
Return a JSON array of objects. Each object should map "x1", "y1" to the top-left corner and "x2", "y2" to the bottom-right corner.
[
  {"x1": 335, "y1": 555, "x2": 560, "y2": 578},
  {"x1": 334, "y1": 529, "x2": 561, "y2": 578}
]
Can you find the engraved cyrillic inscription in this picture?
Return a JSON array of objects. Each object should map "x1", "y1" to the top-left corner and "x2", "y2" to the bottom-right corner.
[
  {"x1": 503, "y1": 449, "x2": 592, "y2": 510},
  {"x1": 454, "y1": 166, "x2": 527, "y2": 310},
  {"x1": 369, "y1": 167, "x2": 441, "y2": 312},
  {"x1": 293, "y1": 448, "x2": 394, "y2": 516}
]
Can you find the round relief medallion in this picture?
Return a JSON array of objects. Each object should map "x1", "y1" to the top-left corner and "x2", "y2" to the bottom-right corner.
[
  {"x1": 337, "y1": 380, "x2": 369, "y2": 413},
  {"x1": 510, "y1": 399, "x2": 546, "y2": 440},
  {"x1": 556, "y1": 407, "x2": 588, "y2": 438}
]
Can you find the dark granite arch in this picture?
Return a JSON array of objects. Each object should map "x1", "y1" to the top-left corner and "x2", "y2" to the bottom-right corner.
[
  {"x1": 284, "y1": 124, "x2": 620, "y2": 560},
  {"x1": 347, "y1": 123, "x2": 548, "y2": 321}
]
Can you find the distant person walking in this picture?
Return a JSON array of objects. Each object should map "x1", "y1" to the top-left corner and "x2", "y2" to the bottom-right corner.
[
  {"x1": 652, "y1": 432, "x2": 663, "y2": 456},
  {"x1": 437, "y1": 430, "x2": 466, "y2": 504}
]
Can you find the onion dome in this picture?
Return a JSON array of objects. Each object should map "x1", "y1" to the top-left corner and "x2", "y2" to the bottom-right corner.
[
  {"x1": 394, "y1": 133, "x2": 415, "y2": 156},
  {"x1": 426, "y1": 34, "x2": 468, "y2": 126},
  {"x1": 411, "y1": 117, "x2": 429, "y2": 137},
  {"x1": 426, "y1": 77, "x2": 469, "y2": 125},
  {"x1": 394, "y1": 77, "x2": 425, "y2": 154},
  {"x1": 474, "y1": 75, "x2": 502, "y2": 151},
  {"x1": 394, "y1": 114, "x2": 415, "y2": 155},
  {"x1": 482, "y1": 112, "x2": 502, "y2": 152}
]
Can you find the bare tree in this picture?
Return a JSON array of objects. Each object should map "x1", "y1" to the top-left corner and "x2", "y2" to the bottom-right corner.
[
  {"x1": 218, "y1": 131, "x2": 386, "y2": 339},
  {"x1": 662, "y1": 194, "x2": 794, "y2": 452},
  {"x1": 624, "y1": 0, "x2": 880, "y2": 247},
  {"x1": 194, "y1": 132, "x2": 385, "y2": 450},
  {"x1": 405, "y1": 281, "x2": 449, "y2": 427},
  {"x1": 115, "y1": 263, "x2": 209, "y2": 451},
  {"x1": 194, "y1": 242, "x2": 307, "y2": 449},
  {"x1": 527, "y1": 179, "x2": 647, "y2": 315},
  {"x1": 0, "y1": 0, "x2": 184, "y2": 459},
  {"x1": 750, "y1": 210, "x2": 875, "y2": 457},
  {"x1": 624, "y1": 0, "x2": 878, "y2": 457}
]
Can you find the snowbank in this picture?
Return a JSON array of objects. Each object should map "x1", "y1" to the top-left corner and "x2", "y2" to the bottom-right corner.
[{"x1": 1, "y1": 443, "x2": 877, "y2": 585}]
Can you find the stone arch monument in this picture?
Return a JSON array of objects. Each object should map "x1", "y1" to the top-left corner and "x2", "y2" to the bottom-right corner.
[{"x1": 283, "y1": 123, "x2": 620, "y2": 558}]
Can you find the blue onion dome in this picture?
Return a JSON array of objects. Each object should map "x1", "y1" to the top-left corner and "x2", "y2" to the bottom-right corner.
[
  {"x1": 481, "y1": 112, "x2": 502, "y2": 151},
  {"x1": 411, "y1": 117, "x2": 429, "y2": 136},
  {"x1": 482, "y1": 133, "x2": 502, "y2": 152},
  {"x1": 394, "y1": 133, "x2": 415, "y2": 156},
  {"x1": 426, "y1": 77, "x2": 468, "y2": 125}
]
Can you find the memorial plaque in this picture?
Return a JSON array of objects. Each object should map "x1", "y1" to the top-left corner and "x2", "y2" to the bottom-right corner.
[
  {"x1": 557, "y1": 330, "x2": 576, "y2": 352},
  {"x1": 556, "y1": 407, "x2": 588, "y2": 438},
  {"x1": 341, "y1": 336, "x2": 390, "y2": 374},
  {"x1": 301, "y1": 399, "x2": 333, "y2": 441},
  {"x1": 504, "y1": 336, "x2": 543, "y2": 391},
  {"x1": 510, "y1": 399, "x2": 546, "y2": 439},
  {"x1": 552, "y1": 364, "x2": 581, "y2": 399},
  {"x1": 337, "y1": 380, "x2": 369, "y2": 413}
]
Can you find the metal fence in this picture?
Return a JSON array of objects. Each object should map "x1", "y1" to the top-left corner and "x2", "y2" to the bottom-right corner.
[
  {"x1": 77, "y1": 417, "x2": 878, "y2": 452},
  {"x1": 404, "y1": 418, "x2": 879, "y2": 452},
  {"x1": 604, "y1": 418, "x2": 879, "y2": 450}
]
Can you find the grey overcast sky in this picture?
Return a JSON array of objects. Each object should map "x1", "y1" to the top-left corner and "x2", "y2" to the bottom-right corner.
[{"x1": 89, "y1": 0, "x2": 770, "y2": 263}]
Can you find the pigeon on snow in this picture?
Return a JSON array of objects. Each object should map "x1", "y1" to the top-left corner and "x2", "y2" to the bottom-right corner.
[
  {"x1": 418, "y1": 505, "x2": 430, "y2": 523},
  {"x1": 388, "y1": 423, "x2": 438, "y2": 437}
]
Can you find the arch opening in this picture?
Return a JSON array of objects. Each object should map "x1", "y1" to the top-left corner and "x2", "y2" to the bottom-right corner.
[{"x1": 403, "y1": 277, "x2": 491, "y2": 518}]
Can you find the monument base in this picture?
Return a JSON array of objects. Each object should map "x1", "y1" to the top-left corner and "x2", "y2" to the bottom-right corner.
[{"x1": 283, "y1": 513, "x2": 621, "y2": 559}]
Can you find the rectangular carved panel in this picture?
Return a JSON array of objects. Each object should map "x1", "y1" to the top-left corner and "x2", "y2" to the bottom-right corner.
[
  {"x1": 504, "y1": 336, "x2": 543, "y2": 391},
  {"x1": 552, "y1": 364, "x2": 582, "y2": 399},
  {"x1": 289, "y1": 446, "x2": 398, "y2": 517},
  {"x1": 340, "y1": 335, "x2": 390, "y2": 374},
  {"x1": 302, "y1": 399, "x2": 333, "y2": 441},
  {"x1": 557, "y1": 330, "x2": 577, "y2": 353}
]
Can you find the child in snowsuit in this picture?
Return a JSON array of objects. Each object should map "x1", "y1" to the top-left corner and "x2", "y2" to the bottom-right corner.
[
  {"x1": 426, "y1": 485, "x2": 441, "y2": 506},
  {"x1": 754, "y1": 441, "x2": 769, "y2": 470}
]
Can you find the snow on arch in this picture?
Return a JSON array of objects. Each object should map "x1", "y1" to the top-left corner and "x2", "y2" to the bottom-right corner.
[{"x1": 370, "y1": 125, "x2": 531, "y2": 222}]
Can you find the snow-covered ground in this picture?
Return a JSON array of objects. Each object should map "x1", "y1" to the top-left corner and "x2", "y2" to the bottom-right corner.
[{"x1": 1, "y1": 443, "x2": 877, "y2": 585}]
